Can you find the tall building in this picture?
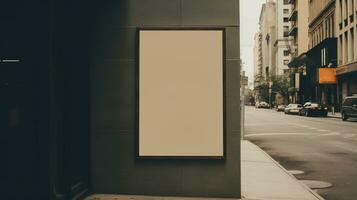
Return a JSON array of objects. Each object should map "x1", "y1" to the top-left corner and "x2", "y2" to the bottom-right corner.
[
  {"x1": 258, "y1": 0, "x2": 294, "y2": 79},
  {"x1": 274, "y1": 0, "x2": 292, "y2": 75},
  {"x1": 287, "y1": 0, "x2": 310, "y2": 103},
  {"x1": 308, "y1": 0, "x2": 337, "y2": 108},
  {"x1": 259, "y1": 0, "x2": 277, "y2": 79},
  {"x1": 288, "y1": 0, "x2": 337, "y2": 108},
  {"x1": 336, "y1": 0, "x2": 357, "y2": 102},
  {"x1": 254, "y1": 31, "x2": 263, "y2": 79},
  {"x1": 288, "y1": 0, "x2": 309, "y2": 58}
]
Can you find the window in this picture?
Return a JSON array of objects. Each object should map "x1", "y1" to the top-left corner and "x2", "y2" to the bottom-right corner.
[
  {"x1": 265, "y1": 67, "x2": 269, "y2": 77},
  {"x1": 284, "y1": 60, "x2": 290, "y2": 65},
  {"x1": 345, "y1": 31, "x2": 348, "y2": 63},
  {"x1": 351, "y1": 0, "x2": 355, "y2": 15},
  {"x1": 326, "y1": 19, "x2": 330, "y2": 38},
  {"x1": 350, "y1": 0, "x2": 354, "y2": 16},
  {"x1": 283, "y1": 9, "x2": 289, "y2": 14},
  {"x1": 339, "y1": 35, "x2": 343, "y2": 64},
  {"x1": 343, "y1": 98, "x2": 354, "y2": 106},
  {"x1": 283, "y1": 17, "x2": 289, "y2": 22},
  {"x1": 345, "y1": 0, "x2": 348, "y2": 19},
  {"x1": 351, "y1": 28, "x2": 354, "y2": 60},
  {"x1": 340, "y1": 0, "x2": 343, "y2": 23},
  {"x1": 283, "y1": 26, "x2": 290, "y2": 37},
  {"x1": 283, "y1": 0, "x2": 289, "y2": 5},
  {"x1": 284, "y1": 50, "x2": 290, "y2": 56},
  {"x1": 321, "y1": 48, "x2": 327, "y2": 66},
  {"x1": 332, "y1": 14, "x2": 335, "y2": 35}
]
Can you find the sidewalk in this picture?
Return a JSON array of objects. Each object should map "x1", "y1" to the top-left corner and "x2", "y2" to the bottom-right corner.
[
  {"x1": 327, "y1": 112, "x2": 341, "y2": 119},
  {"x1": 241, "y1": 140, "x2": 324, "y2": 200},
  {"x1": 85, "y1": 141, "x2": 324, "y2": 200}
]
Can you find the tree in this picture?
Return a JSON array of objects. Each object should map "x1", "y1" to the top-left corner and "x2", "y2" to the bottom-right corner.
[
  {"x1": 270, "y1": 74, "x2": 290, "y2": 105},
  {"x1": 254, "y1": 73, "x2": 290, "y2": 105},
  {"x1": 254, "y1": 74, "x2": 270, "y2": 103}
]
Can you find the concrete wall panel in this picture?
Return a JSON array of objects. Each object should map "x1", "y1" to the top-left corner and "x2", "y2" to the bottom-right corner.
[{"x1": 90, "y1": 0, "x2": 241, "y2": 198}]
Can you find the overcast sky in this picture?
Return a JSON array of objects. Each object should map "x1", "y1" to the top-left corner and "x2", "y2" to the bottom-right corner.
[{"x1": 240, "y1": 0, "x2": 266, "y2": 83}]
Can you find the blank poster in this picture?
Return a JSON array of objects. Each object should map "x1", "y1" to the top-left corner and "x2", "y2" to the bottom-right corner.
[{"x1": 139, "y1": 29, "x2": 224, "y2": 158}]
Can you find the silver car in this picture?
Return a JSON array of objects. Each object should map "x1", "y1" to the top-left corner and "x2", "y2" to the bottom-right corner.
[{"x1": 284, "y1": 104, "x2": 302, "y2": 115}]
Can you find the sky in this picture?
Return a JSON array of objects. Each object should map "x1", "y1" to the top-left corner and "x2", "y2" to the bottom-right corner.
[{"x1": 240, "y1": 0, "x2": 266, "y2": 84}]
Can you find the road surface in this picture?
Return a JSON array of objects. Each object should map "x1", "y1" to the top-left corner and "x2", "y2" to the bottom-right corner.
[{"x1": 244, "y1": 106, "x2": 357, "y2": 200}]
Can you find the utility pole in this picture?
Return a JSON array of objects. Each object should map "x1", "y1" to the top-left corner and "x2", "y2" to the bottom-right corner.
[
  {"x1": 269, "y1": 81, "x2": 273, "y2": 109},
  {"x1": 241, "y1": 71, "x2": 248, "y2": 139}
]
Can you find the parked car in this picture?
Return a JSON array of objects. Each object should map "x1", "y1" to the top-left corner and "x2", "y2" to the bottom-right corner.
[
  {"x1": 276, "y1": 105, "x2": 286, "y2": 112},
  {"x1": 284, "y1": 104, "x2": 302, "y2": 115},
  {"x1": 256, "y1": 101, "x2": 270, "y2": 109},
  {"x1": 341, "y1": 96, "x2": 357, "y2": 121},
  {"x1": 299, "y1": 102, "x2": 328, "y2": 117}
]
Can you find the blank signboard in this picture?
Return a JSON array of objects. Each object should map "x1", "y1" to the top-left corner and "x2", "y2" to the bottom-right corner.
[{"x1": 138, "y1": 29, "x2": 224, "y2": 158}]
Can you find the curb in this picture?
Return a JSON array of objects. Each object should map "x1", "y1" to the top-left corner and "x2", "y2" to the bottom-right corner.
[
  {"x1": 245, "y1": 141, "x2": 326, "y2": 200},
  {"x1": 327, "y1": 115, "x2": 341, "y2": 119}
]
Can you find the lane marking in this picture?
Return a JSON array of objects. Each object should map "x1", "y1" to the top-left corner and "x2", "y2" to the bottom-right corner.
[
  {"x1": 318, "y1": 132, "x2": 341, "y2": 136},
  {"x1": 245, "y1": 133, "x2": 308, "y2": 137},
  {"x1": 342, "y1": 134, "x2": 356, "y2": 139}
]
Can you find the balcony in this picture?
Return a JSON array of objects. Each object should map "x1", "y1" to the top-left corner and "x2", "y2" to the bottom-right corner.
[
  {"x1": 289, "y1": 22, "x2": 298, "y2": 36},
  {"x1": 289, "y1": 8, "x2": 298, "y2": 21}
]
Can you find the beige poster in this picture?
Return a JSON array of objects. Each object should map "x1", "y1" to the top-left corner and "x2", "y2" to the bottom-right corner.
[{"x1": 139, "y1": 29, "x2": 224, "y2": 157}]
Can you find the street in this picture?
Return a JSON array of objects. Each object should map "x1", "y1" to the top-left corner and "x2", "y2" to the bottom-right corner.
[{"x1": 244, "y1": 106, "x2": 357, "y2": 200}]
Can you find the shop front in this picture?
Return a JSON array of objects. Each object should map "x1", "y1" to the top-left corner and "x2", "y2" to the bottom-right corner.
[
  {"x1": 288, "y1": 38, "x2": 337, "y2": 109},
  {"x1": 336, "y1": 62, "x2": 357, "y2": 107}
]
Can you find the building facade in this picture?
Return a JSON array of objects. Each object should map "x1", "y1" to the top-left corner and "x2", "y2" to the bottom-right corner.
[
  {"x1": 287, "y1": 0, "x2": 310, "y2": 103},
  {"x1": 309, "y1": 0, "x2": 336, "y2": 48},
  {"x1": 336, "y1": 0, "x2": 357, "y2": 104},
  {"x1": 308, "y1": 0, "x2": 337, "y2": 109},
  {"x1": 288, "y1": 0, "x2": 309, "y2": 58},
  {"x1": 254, "y1": 31, "x2": 263, "y2": 80},
  {"x1": 274, "y1": 0, "x2": 292, "y2": 75},
  {"x1": 259, "y1": 0, "x2": 277, "y2": 79}
]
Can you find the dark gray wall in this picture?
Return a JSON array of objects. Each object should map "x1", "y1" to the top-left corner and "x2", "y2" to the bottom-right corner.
[
  {"x1": 1, "y1": 0, "x2": 51, "y2": 199},
  {"x1": 50, "y1": 0, "x2": 91, "y2": 199},
  {"x1": 90, "y1": 0, "x2": 241, "y2": 198}
]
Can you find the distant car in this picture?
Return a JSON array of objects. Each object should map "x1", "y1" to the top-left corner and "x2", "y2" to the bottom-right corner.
[
  {"x1": 256, "y1": 101, "x2": 270, "y2": 109},
  {"x1": 300, "y1": 102, "x2": 328, "y2": 117},
  {"x1": 276, "y1": 105, "x2": 286, "y2": 112},
  {"x1": 284, "y1": 104, "x2": 302, "y2": 115},
  {"x1": 341, "y1": 96, "x2": 357, "y2": 121}
]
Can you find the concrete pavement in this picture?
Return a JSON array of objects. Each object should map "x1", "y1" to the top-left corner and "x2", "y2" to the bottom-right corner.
[
  {"x1": 245, "y1": 106, "x2": 357, "y2": 200},
  {"x1": 84, "y1": 140, "x2": 323, "y2": 200},
  {"x1": 241, "y1": 140, "x2": 323, "y2": 200}
]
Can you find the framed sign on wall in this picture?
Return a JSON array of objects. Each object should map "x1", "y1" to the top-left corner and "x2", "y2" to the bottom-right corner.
[{"x1": 138, "y1": 28, "x2": 225, "y2": 159}]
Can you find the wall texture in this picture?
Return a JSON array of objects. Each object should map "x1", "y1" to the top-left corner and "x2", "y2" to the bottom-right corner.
[{"x1": 90, "y1": 0, "x2": 241, "y2": 198}]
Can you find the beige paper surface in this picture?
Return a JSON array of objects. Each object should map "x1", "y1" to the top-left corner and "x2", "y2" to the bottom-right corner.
[{"x1": 139, "y1": 30, "x2": 224, "y2": 157}]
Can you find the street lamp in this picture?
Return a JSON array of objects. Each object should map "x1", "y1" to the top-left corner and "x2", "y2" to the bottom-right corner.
[{"x1": 269, "y1": 81, "x2": 273, "y2": 108}]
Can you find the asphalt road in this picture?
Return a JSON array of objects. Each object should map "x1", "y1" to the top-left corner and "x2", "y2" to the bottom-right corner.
[{"x1": 244, "y1": 106, "x2": 357, "y2": 200}]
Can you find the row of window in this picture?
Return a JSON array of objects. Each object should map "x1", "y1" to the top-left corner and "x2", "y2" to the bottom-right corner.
[
  {"x1": 338, "y1": 0, "x2": 356, "y2": 26},
  {"x1": 338, "y1": 0, "x2": 356, "y2": 30},
  {"x1": 310, "y1": 14, "x2": 335, "y2": 48},
  {"x1": 339, "y1": 26, "x2": 357, "y2": 65}
]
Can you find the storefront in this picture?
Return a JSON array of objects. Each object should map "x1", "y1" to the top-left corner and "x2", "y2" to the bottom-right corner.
[
  {"x1": 336, "y1": 62, "x2": 357, "y2": 107},
  {"x1": 288, "y1": 38, "x2": 337, "y2": 109}
]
